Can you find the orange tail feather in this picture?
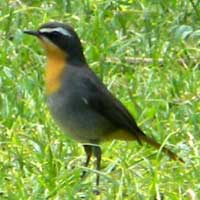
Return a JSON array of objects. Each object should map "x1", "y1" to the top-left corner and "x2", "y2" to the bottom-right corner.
[{"x1": 139, "y1": 134, "x2": 184, "y2": 163}]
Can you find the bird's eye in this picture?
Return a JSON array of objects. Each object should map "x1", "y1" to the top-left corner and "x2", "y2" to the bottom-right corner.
[
  {"x1": 39, "y1": 31, "x2": 60, "y2": 36},
  {"x1": 51, "y1": 31, "x2": 60, "y2": 35}
]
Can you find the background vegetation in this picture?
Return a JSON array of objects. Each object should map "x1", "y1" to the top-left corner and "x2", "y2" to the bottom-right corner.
[{"x1": 0, "y1": 0, "x2": 200, "y2": 199}]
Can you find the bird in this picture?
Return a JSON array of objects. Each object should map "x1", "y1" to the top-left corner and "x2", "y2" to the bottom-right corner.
[{"x1": 24, "y1": 22, "x2": 183, "y2": 188}]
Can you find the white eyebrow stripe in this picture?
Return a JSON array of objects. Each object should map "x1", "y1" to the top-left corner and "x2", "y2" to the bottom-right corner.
[{"x1": 39, "y1": 27, "x2": 72, "y2": 37}]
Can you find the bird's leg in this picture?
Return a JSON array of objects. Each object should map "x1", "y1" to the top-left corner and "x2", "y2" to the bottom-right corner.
[
  {"x1": 81, "y1": 144, "x2": 92, "y2": 178},
  {"x1": 92, "y1": 145, "x2": 102, "y2": 186}
]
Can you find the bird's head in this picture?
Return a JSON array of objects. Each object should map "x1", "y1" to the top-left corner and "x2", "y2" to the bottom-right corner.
[{"x1": 24, "y1": 22, "x2": 86, "y2": 64}]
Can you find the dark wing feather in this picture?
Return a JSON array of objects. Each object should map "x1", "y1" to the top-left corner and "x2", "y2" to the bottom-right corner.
[
  {"x1": 82, "y1": 70, "x2": 145, "y2": 144},
  {"x1": 79, "y1": 69, "x2": 185, "y2": 162}
]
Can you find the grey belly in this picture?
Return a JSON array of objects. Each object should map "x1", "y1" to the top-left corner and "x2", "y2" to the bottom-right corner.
[{"x1": 47, "y1": 94, "x2": 115, "y2": 143}]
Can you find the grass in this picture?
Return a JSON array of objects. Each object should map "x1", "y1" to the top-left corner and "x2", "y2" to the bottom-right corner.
[{"x1": 0, "y1": 0, "x2": 200, "y2": 199}]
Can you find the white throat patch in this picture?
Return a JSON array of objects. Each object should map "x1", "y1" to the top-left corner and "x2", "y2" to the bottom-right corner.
[{"x1": 39, "y1": 27, "x2": 72, "y2": 37}]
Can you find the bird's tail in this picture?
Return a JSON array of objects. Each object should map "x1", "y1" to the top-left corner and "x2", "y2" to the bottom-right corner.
[{"x1": 139, "y1": 133, "x2": 184, "y2": 163}]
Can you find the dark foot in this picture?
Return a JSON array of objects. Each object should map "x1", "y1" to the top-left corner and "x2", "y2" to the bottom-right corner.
[
  {"x1": 93, "y1": 188, "x2": 100, "y2": 195},
  {"x1": 81, "y1": 170, "x2": 87, "y2": 179},
  {"x1": 92, "y1": 145, "x2": 102, "y2": 186},
  {"x1": 81, "y1": 145, "x2": 92, "y2": 179}
]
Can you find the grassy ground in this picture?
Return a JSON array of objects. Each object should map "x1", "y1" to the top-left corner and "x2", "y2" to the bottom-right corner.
[{"x1": 0, "y1": 0, "x2": 200, "y2": 199}]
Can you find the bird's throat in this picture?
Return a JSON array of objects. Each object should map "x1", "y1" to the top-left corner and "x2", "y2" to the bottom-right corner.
[{"x1": 45, "y1": 51, "x2": 66, "y2": 95}]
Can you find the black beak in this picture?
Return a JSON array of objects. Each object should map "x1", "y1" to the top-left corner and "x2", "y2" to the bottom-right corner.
[{"x1": 24, "y1": 30, "x2": 40, "y2": 37}]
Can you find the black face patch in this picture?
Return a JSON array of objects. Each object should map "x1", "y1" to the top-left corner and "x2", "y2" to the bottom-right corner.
[
  {"x1": 38, "y1": 22, "x2": 86, "y2": 63},
  {"x1": 40, "y1": 31, "x2": 62, "y2": 41}
]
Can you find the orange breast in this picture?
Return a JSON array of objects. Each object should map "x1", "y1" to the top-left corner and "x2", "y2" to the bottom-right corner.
[
  {"x1": 45, "y1": 51, "x2": 66, "y2": 95},
  {"x1": 38, "y1": 37, "x2": 67, "y2": 95}
]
